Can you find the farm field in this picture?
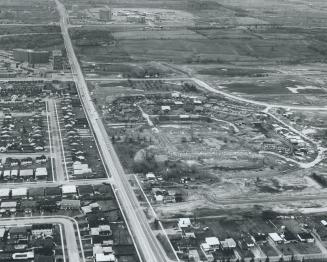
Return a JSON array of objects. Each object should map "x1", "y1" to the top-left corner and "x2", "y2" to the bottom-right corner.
[{"x1": 68, "y1": 0, "x2": 327, "y2": 106}]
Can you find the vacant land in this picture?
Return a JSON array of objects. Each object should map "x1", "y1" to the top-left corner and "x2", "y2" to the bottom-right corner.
[
  {"x1": 69, "y1": 0, "x2": 327, "y2": 105},
  {"x1": 0, "y1": 33, "x2": 64, "y2": 50},
  {"x1": 0, "y1": 0, "x2": 58, "y2": 24}
]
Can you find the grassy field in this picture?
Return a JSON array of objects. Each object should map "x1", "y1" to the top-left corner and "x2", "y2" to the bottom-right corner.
[
  {"x1": 0, "y1": 0, "x2": 58, "y2": 24},
  {"x1": 67, "y1": 0, "x2": 327, "y2": 104},
  {"x1": 0, "y1": 33, "x2": 64, "y2": 50},
  {"x1": 0, "y1": 25, "x2": 61, "y2": 35}
]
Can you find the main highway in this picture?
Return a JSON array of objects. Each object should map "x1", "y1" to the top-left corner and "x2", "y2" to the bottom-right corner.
[{"x1": 54, "y1": 0, "x2": 172, "y2": 261}]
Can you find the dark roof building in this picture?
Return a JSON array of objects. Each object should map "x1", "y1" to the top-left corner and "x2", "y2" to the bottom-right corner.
[
  {"x1": 77, "y1": 185, "x2": 94, "y2": 197},
  {"x1": 28, "y1": 188, "x2": 44, "y2": 199},
  {"x1": 44, "y1": 187, "x2": 62, "y2": 198}
]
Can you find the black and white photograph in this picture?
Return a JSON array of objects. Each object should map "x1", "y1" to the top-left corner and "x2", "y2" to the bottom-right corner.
[{"x1": 0, "y1": 0, "x2": 326, "y2": 261}]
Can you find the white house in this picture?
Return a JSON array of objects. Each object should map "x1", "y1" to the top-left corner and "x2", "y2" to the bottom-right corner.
[
  {"x1": 178, "y1": 218, "x2": 191, "y2": 230},
  {"x1": 269, "y1": 233, "x2": 283, "y2": 244},
  {"x1": 205, "y1": 237, "x2": 220, "y2": 251}
]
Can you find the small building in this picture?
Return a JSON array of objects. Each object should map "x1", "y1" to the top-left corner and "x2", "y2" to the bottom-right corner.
[
  {"x1": 8, "y1": 226, "x2": 29, "y2": 241},
  {"x1": 221, "y1": 238, "x2": 237, "y2": 250},
  {"x1": 0, "y1": 188, "x2": 10, "y2": 198},
  {"x1": 35, "y1": 167, "x2": 48, "y2": 179},
  {"x1": 11, "y1": 169, "x2": 18, "y2": 179},
  {"x1": 188, "y1": 249, "x2": 200, "y2": 262},
  {"x1": 99, "y1": 225, "x2": 112, "y2": 236},
  {"x1": 0, "y1": 201, "x2": 17, "y2": 213},
  {"x1": 28, "y1": 187, "x2": 44, "y2": 199},
  {"x1": 39, "y1": 199, "x2": 58, "y2": 211},
  {"x1": 19, "y1": 169, "x2": 34, "y2": 180},
  {"x1": 12, "y1": 251, "x2": 34, "y2": 260},
  {"x1": 297, "y1": 232, "x2": 314, "y2": 243},
  {"x1": 81, "y1": 205, "x2": 93, "y2": 214},
  {"x1": 31, "y1": 224, "x2": 53, "y2": 237},
  {"x1": 95, "y1": 253, "x2": 116, "y2": 262},
  {"x1": 91, "y1": 225, "x2": 112, "y2": 237},
  {"x1": 11, "y1": 187, "x2": 28, "y2": 198},
  {"x1": 252, "y1": 233, "x2": 267, "y2": 245},
  {"x1": 45, "y1": 187, "x2": 62, "y2": 199},
  {"x1": 178, "y1": 218, "x2": 192, "y2": 230},
  {"x1": 269, "y1": 233, "x2": 283, "y2": 244},
  {"x1": 20, "y1": 200, "x2": 37, "y2": 214},
  {"x1": 77, "y1": 185, "x2": 94, "y2": 198},
  {"x1": 2, "y1": 170, "x2": 10, "y2": 180},
  {"x1": 93, "y1": 244, "x2": 113, "y2": 256},
  {"x1": 155, "y1": 194, "x2": 164, "y2": 202},
  {"x1": 146, "y1": 172, "x2": 156, "y2": 180},
  {"x1": 239, "y1": 235, "x2": 255, "y2": 249},
  {"x1": 36, "y1": 155, "x2": 47, "y2": 164},
  {"x1": 21, "y1": 158, "x2": 33, "y2": 166},
  {"x1": 200, "y1": 243, "x2": 214, "y2": 261},
  {"x1": 60, "y1": 199, "x2": 81, "y2": 209},
  {"x1": 205, "y1": 237, "x2": 220, "y2": 251},
  {"x1": 62, "y1": 185, "x2": 77, "y2": 196},
  {"x1": 321, "y1": 220, "x2": 327, "y2": 227},
  {"x1": 161, "y1": 105, "x2": 171, "y2": 113},
  {"x1": 0, "y1": 228, "x2": 6, "y2": 240}
]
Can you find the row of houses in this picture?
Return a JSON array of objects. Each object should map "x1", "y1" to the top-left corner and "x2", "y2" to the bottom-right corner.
[
  {"x1": 0, "y1": 167, "x2": 48, "y2": 181},
  {"x1": 0, "y1": 224, "x2": 53, "y2": 241},
  {"x1": 2, "y1": 155, "x2": 47, "y2": 167},
  {"x1": 0, "y1": 184, "x2": 104, "y2": 201},
  {"x1": 61, "y1": 94, "x2": 94, "y2": 178},
  {"x1": 0, "y1": 223, "x2": 55, "y2": 262},
  {"x1": 0, "y1": 113, "x2": 45, "y2": 153},
  {"x1": 84, "y1": 201, "x2": 118, "y2": 262},
  {"x1": 177, "y1": 218, "x2": 315, "y2": 262}
]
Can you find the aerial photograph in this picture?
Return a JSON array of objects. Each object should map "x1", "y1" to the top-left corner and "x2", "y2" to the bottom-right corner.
[{"x1": 0, "y1": 0, "x2": 327, "y2": 261}]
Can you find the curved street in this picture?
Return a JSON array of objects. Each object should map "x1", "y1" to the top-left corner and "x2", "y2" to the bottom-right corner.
[{"x1": 0, "y1": 216, "x2": 84, "y2": 262}]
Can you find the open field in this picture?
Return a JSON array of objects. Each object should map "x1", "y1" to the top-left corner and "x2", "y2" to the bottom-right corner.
[
  {"x1": 68, "y1": 0, "x2": 327, "y2": 105},
  {"x1": 71, "y1": 26, "x2": 327, "y2": 65},
  {"x1": 0, "y1": 0, "x2": 58, "y2": 24},
  {"x1": 0, "y1": 25, "x2": 61, "y2": 35},
  {"x1": 0, "y1": 33, "x2": 64, "y2": 51}
]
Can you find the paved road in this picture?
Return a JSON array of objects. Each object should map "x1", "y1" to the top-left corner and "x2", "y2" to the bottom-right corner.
[
  {"x1": 55, "y1": 0, "x2": 173, "y2": 261},
  {"x1": 192, "y1": 78, "x2": 327, "y2": 111},
  {"x1": 0, "y1": 216, "x2": 84, "y2": 262},
  {"x1": 47, "y1": 98, "x2": 68, "y2": 182}
]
